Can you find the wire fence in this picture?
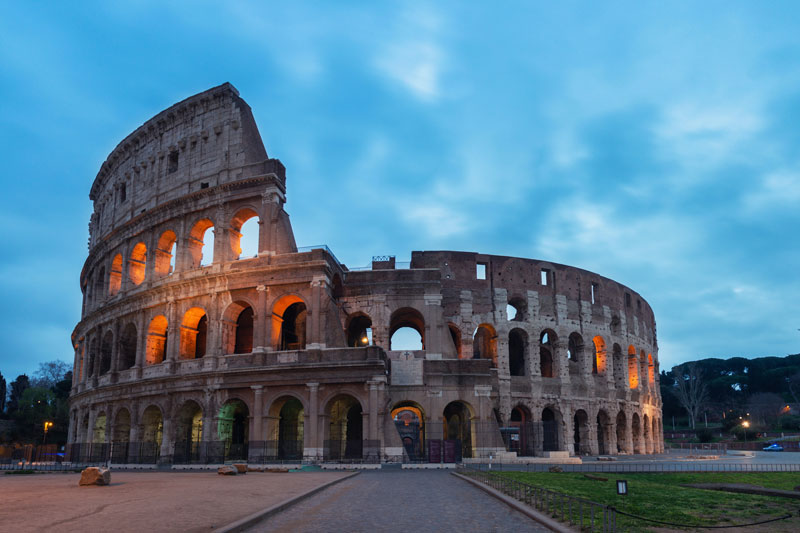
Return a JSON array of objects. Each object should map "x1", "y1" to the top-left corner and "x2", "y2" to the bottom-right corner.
[{"x1": 458, "y1": 465, "x2": 616, "y2": 532}]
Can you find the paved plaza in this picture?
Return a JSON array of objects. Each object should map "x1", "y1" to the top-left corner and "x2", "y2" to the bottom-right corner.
[{"x1": 248, "y1": 469, "x2": 550, "y2": 532}]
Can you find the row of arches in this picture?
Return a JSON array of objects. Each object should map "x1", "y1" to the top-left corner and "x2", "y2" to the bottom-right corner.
[{"x1": 85, "y1": 207, "x2": 262, "y2": 308}]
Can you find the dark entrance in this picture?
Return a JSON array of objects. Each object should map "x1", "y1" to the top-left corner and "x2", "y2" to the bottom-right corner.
[{"x1": 542, "y1": 408, "x2": 558, "y2": 452}]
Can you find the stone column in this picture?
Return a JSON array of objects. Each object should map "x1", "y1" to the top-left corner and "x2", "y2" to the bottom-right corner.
[
  {"x1": 368, "y1": 381, "x2": 379, "y2": 442},
  {"x1": 166, "y1": 299, "x2": 179, "y2": 371},
  {"x1": 306, "y1": 383, "x2": 320, "y2": 459},
  {"x1": 307, "y1": 277, "x2": 324, "y2": 348},
  {"x1": 251, "y1": 386, "x2": 264, "y2": 442},
  {"x1": 253, "y1": 285, "x2": 268, "y2": 358}
]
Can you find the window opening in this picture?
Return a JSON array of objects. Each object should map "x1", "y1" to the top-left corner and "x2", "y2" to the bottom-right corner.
[
  {"x1": 476, "y1": 263, "x2": 486, "y2": 280},
  {"x1": 168, "y1": 151, "x2": 179, "y2": 173},
  {"x1": 591, "y1": 283, "x2": 598, "y2": 304},
  {"x1": 541, "y1": 269, "x2": 550, "y2": 286}
]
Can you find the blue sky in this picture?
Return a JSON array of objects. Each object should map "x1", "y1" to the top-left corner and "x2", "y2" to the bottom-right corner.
[{"x1": 1, "y1": 1, "x2": 799, "y2": 381}]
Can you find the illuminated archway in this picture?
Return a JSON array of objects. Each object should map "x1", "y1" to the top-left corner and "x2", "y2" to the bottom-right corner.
[
  {"x1": 179, "y1": 307, "x2": 207, "y2": 359},
  {"x1": 593, "y1": 336, "x2": 607, "y2": 374},
  {"x1": 145, "y1": 315, "x2": 168, "y2": 365},
  {"x1": 222, "y1": 301, "x2": 254, "y2": 354},
  {"x1": 108, "y1": 253, "x2": 123, "y2": 296},
  {"x1": 154, "y1": 230, "x2": 177, "y2": 277},
  {"x1": 128, "y1": 242, "x2": 147, "y2": 285},
  {"x1": 392, "y1": 402, "x2": 425, "y2": 461},
  {"x1": 230, "y1": 207, "x2": 260, "y2": 260},
  {"x1": 218, "y1": 399, "x2": 249, "y2": 460},
  {"x1": 325, "y1": 395, "x2": 363, "y2": 460},
  {"x1": 188, "y1": 218, "x2": 214, "y2": 268},
  {"x1": 271, "y1": 295, "x2": 307, "y2": 351},
  {"x1": 346, "y1": 313, "x2": 372, "y2": 347},
  {"x1": 628, "y1": 345, "x2": 639, "y2": 389},
  {"x1": 473, "y1": 324, "x2": 497, "y2": 365}
]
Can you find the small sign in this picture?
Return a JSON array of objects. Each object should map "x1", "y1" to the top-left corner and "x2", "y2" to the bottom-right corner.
[{"x1": 616, "y1": 480, "x2": 628, "y2": 496}]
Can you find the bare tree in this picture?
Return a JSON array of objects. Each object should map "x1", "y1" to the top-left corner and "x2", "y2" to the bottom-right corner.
[
  {"x1": 31, "y1": 360, "x2": 70, "y2": 389},
  {"x1": 672, "y1": 363, "x2": 708, "y2": 429},
  {"x1": 748, "y1": 392, "x2": 784, "y2": 427}
]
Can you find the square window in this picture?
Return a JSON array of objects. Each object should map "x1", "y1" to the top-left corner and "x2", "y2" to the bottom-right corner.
[
  {"x1": 476, "y1": 263, "x2": 487, "y2": 280},
  {"x1": 168, "y1": 151, "x2": 179, "y2": 174}
]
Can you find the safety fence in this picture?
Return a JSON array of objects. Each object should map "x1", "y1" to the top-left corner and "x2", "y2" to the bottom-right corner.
[
  {"x1": 458, "y1": 465, "x2": 616, "y2": 532},
  {"x1": 470, "y1": 461, "x2": 800, "y2": 473}
]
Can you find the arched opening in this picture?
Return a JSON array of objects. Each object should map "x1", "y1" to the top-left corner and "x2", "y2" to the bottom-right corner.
[
  {"x1": 648, "y1": 354, "x2": 655, "y2": 386},
  {"x1": 119, "y1": 323, "x2": 137, "y2": 370},
  {"x1": 447, "y1": 323, "x2": 462, "y2": 359},
  {"x1": 235, "y1": 307, "x2": 254, "y2": 354},
  {"x1": 567, "y1": 332, "x2": 584, "y2": 376},
  {"x1": 174, "y1": 401, "x2": 203, "y2": 463},
  {"x1": 109, "y1": 254, "x2": 123, "y2": 296},
  {"x1": 613, "y1": 344, "x2": 626, "y2": 389},
  {"x1": 141, "y1": 405, "x2": 163, "y2": 461},
  {"x1": 507, "y1": 296, "x2": 526, "y2": 321},
  {"x1": 269, "y1": 397, "x2": 304, "y2": 460},
  {"x1": 593, "y1": 336, "x2": 607, "y2": 374},
  {"x1": 473, "y1": 324, "x2": 497, "y2": 365},
  {"x1": 628, "y1": 345, "x2": 639, "y2": 389},
  {"x1": 392, "y1": 402, "x2": 425, "y2": 461},
  {"x1": 542, "y1": 407, "x2": 559, "y2": 451},
  {"x1": 509, "y1": 405, "x2": 534, "y2": 456},
  {"x1": 616, "y1": 411, "x2": 628, "y2": 454},
  {"x1": 93, "y1": 267, "x2": 105, "y2": 304},
  {"x1": 346, "y1": 313, "x2": 372, "y2": 347},
  {"x1": 128, "y1": 242, "x2": 147, "y2": 286},
  {"x1": 111, "y1": 408, "x2": 131, "y2": 461},
  {"x1": 389, "y1": 307, "x2": 425, "y2": 351},
  {"x1": 88, "y1": 338, "x2": 98, "y2": 377},
  {"x1": 154, "y1": 230, "x2": 178, "y2": 277},
  {"x1": 230, "y1": 208, "x2": 260, "y2": 260},
  {"x1": 100, "y1": 331, "x2": 113, "y2": 374},
  {"x1": 188, "y1": 218, "x2": 214, "y2": 268},
  {"x1": 640, "y1": 350, "x2": 648, "y2": 389},
  {"x1": 180, "y1": 307, "x2": 208, "y2": 359},
  {"x1": 218, "y1": 399, "x2": 249, "y2": 460},
  {"x1": 508, "y1": 328, "x2": 527, "y2": 376},
  {"x1": 326, "y1": 395, "x2": 363, "y2": 460},
  {"x1": 443, "y1": 401, "x2": 473, "y2": 460},
  {"x1": 92, "y1": 412, "x2": 107, "y2": 443},
  {"x1": 271, "y1": 295, "x2": 307, "y2": 351},
  {"x1": 222, "y1": 302, "x2": 254, "y2": 354},
  {"x1": 631, "y1": 413, "x2": 642, "y2": 454},
  {"x1": 597, "y1": 410, "x2": 611, "y2": 455},
  {"x1": 573, "y1": 409, "x2": 590, "y2": 455},
  {"x1": 145, "y1": 315, "x2": 168, "y2": 365},
  {"x1": 540, "y1": 330, "x2": 557, "y2": 378}
]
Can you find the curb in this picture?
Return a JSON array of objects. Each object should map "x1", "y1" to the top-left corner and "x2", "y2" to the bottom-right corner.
[
  {"x1": 214, "y1": 471, "x2": 360, "y2": 532},
  {"x1": 451, "y1": 472, "x2": 572, "y2": 533}
]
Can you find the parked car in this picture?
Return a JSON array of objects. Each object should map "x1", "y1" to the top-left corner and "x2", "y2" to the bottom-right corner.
[{"x1": 763, "y1": 443, "x2": 784, "y2": 451}]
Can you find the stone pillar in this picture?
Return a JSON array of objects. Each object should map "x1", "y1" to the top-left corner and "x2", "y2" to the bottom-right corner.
[
  {"x1": 251, "y1": 386, "x2": 264, "y2": 442},
  {"x1": 607, "y1": 419, "x2": 618, "y2": 456},
  {"x1": 87, "y1": 407, "x2": 97, "y2": 444},
  {"x1": 307, "y1": 276, "x2": 325, "y2": 349},
  {"x1": 306, "y1": 382, "x2": 320, "y2": 459},
  {"x1": 254, "y1": 285, "x2": 268, "y2": 353},
  {"x1": 555, "y1": 340, "x2": 570, "y2": 383},
  {"x1": 160, "y1": 417, "x2": 173, "y2": 462},
  {"x1": 368, "y1": 381, "x2": 379, "y2": 442}
]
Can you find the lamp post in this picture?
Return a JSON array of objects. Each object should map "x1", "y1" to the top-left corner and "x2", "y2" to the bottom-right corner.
[
  {"x1": 742, "y1": 421, "x2": 750, "y2": 445},
  {"x1": 43, "y1": 421, "x2": 54, "y2": 444}
]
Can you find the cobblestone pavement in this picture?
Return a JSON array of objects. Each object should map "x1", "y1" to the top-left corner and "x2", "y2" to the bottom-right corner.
[{"x1": 248, "y1": 468, "x2": 551, "y2": 532}]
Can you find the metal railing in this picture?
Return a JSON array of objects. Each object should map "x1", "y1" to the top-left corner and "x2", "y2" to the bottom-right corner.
[
  {"x1": 469, "y1": 462, "x2": 800, "y2": 473},
  {"x1": 459, "y1": 465, "x2": 615, "y2": 532}
]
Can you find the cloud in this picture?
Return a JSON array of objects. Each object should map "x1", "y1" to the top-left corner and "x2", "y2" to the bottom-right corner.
[{"x1": 743, "y1": 168, "x2": 800, "y2": 212}]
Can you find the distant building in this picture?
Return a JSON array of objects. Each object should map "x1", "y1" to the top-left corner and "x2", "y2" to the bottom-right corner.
[{"x1": 68, "y1": 83, "x2": 663, "y2": 464}]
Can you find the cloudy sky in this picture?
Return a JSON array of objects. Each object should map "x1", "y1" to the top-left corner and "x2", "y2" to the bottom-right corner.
[{"x1": 1, "y1": 1, "x2": 799, "y2": 381}]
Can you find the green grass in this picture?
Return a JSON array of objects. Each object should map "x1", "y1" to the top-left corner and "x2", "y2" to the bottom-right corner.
[
  {"x1": 4, "y1": 469, "x2": 36, "y2": 475},
  {"x1": 494, "y1": 471, "x2": 800, "y2": 532}
]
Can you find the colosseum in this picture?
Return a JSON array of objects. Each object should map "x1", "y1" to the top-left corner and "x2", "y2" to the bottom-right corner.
[{"x1": 68, "y1": 83, "x2": 663, "y2": 465}]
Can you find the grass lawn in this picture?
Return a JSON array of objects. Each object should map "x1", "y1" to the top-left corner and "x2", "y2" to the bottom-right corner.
[{"x1": 495, "y1": 471, "x2": 800, "y2": 532}]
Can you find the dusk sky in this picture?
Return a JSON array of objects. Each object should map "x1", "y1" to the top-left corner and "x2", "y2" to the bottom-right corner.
[{"x1": 1, "y1": 1, "x2": 799, "y2": 381}]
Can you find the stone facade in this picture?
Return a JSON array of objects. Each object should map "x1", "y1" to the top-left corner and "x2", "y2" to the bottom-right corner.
[{"x1": 69, "y1": 83, "x2": 663, "y2": 463}]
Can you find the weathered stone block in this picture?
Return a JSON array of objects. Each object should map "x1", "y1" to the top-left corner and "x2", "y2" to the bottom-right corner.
[{"x1": 79, "y1": 467, "x2": 110, "y2": 486}]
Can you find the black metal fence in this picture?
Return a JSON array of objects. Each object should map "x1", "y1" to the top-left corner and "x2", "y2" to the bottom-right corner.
[
  {"x1": 458, "y1": 465, "x2": 615, "y2": 532},
  {"x1": 469, "y1": 461, "x2": 800, "y2": 473}
]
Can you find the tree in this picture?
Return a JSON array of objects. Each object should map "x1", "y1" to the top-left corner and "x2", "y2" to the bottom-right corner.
[
  {"x1": 0, "y1": 371, "x2": 6, "y2": 414},
  {"x1": 787, "y1": 371, "x2": 800, "y2": 404},
  {"x1": 7, "y1": 374, "x2": 30, "y2": 415},
  {"x1": 748, "y1": 392, "x2": 784, "y2": 427},
  {"x1": 672, "y1": 363, "x2": 708, "y2": 430},
  {"x1": 31, "y1": 360, "x2": 70, "y2": 389}
]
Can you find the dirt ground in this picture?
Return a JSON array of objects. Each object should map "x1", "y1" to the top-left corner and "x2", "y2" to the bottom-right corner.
[{"x1": 0, "y1": 470, "x2": 350, "y2": 532}]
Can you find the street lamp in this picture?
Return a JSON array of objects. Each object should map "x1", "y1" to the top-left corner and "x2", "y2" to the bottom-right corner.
[
  {"x1": 43, "y1": 421, "x2": 54, "y2": 444},
  {"x1": 742, "y1": 421, "x2": 750, "y2": 444}
]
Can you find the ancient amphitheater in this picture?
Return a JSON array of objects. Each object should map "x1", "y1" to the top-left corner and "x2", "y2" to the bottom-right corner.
[{"x1": 68, "y1": 83, "x2": 663, "y2": 465}]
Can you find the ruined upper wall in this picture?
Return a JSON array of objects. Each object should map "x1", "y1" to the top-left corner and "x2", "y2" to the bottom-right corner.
[{"x1": 87, "y1": 83, "x2": 284, "y2": 249}]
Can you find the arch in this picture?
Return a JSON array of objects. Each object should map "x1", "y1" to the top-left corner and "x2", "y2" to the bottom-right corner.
[
  {"x1": 100, "y1": 330, "x2": 113, "y2": 374},
  {"x1": 443, "y1": 401, "x2": 474, "y2": 460},
  {"x1": 325, "y1": 394, "x2": 363, "y2": 460},
  {"x1": 108, "y1": 253, "x2": 123, "y2": 296},
  {"x1": 230, "y1": 207, "x2": 260, "y2": 260},
  {"x1": 616, "y1": 411, "x2": 628, "y2": 454},
  {"x1": 627, "y1": 345, "x2": 639, "y2": 389},
  {"x1": 643, "y1": 413, "x2": 652, "y2": 454},
  {"x1": 154, "y1": 230, "x2": 178, "y2": 277},
  {"x1": 92, "y1": 411, "x2": 107, "y2": 443},
  {"x1": 507, "y1": 296, "x2": 527, "y2": 322},
  {"x1": 145, "y1": 315, "x2": 168, "y2": 365},
  {"x1": 174, "y1": 400, "x2": 203, "y2": 463},
  {"x1": 391, "y1": 401, "x2": 426, "y2": 461},
  {"x1": 508, "y1": 328, "x2": 527, "y2": 376},
  {"x1": 345, "y1": 312, "x2": 372, "y2": 347},
  {"x1": 268, "y1": 396, "x2": 304, "y2": 460},
  {"x1": 473, "y1": 323, "x2": 497, "y2": 364},
  {"x1": 573, "y1": 409, "x2": 590, "y2": 455},
  {"x1": 93, "y1": 266, "x2": 105, "y2": 303},
  {"x1": 128, "y1": 242, "x2": 147, "y2": 285},
  {"x1": 180, "y1": 307, "x2": 208, "y2": 359},
  {"x1": 540, "y1": 329, "x2": 558, "y2": 378},
  {"x1": 390, "y1": 307, "x2": 425, "y2": 350},
  {"x1": 141, "y1": 405, "x2": 164, "y2": 462},
  {"x1": 188, "y1": 218, "x2": 215, "y2": 268},
  {"x1": 222, "y1": 301, "x2": 254, "y2": 354},
  {"x1": 648, "y1": 353, "x2": 655, "y2": 386},
  {"x1": 592, "y1": 336, "x2": 607, "y2": 374},
  {"x1": 640, "y1": 349, "x2": 648, "y2": 388},
  {"x1": 112, "y1": 408, "x2": 131, "y2": 443},
  {"x1": 88, "y1": 337, "x2": 98, "y2": 377},
  {"x1": 218, "y1": 399, "x2": 249, "y2": 460},
  {"x1": 447, "y1": 323, "x2": 462, "y2": 359},
  {"x1": 119, "y1": 323, "x2": 137, "y2": 370},
  {"x1": 272, "y1": 295, "x2": 307, "y2": 351},
  {"x1": 567, "y1": 332, "x2": 584, "y2": 376},
  {"x1": 509, "y1": 405, "x2": 534, "y2": 456},
  {"x1": 542, "y1": 407, "x2": 559, "y2": 451},
  {"x1": 597, "y1": 409, "x2": 611, "y2": 455}
]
